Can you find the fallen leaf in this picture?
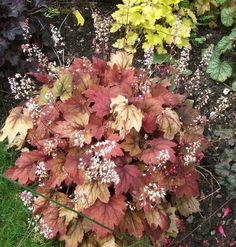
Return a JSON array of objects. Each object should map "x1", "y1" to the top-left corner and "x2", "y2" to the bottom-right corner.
[
  {"x1": 73, "y1": 10, "x2": 85, "y2": 26},
  {"x1": 222, "y1": 207, "x2": 232, "y2": 219},
  {"x1": 217, "y1": 224, "x2": 226, "y2": 238}
]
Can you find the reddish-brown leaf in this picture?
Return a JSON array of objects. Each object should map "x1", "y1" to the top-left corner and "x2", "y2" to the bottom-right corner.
[
  {"x1": 83, "y1": 195, "x2": 126, "y2": 238},
  {"x1": 119, "y1": 209, "x2": 144, "y2": 238},
  {"x1": 140, "y1": 138, "x2": 176, "y2": 165},
  {"x1": 4, "y1": 150, "x2": 45, "y2": 184},
  {"x1": 115, "y1": 165, "x2": 142, "y2": 195}
]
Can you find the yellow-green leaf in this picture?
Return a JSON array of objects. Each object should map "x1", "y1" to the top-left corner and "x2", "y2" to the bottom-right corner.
[{"x1": 73, "y1": 10, "x2": 85, "y2": 26}]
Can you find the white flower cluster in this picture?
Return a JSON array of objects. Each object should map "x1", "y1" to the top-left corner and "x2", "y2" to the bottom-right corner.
[
  {"x1": 43, "y1": 139, "x2": 58, "y2": 156},
  {"x1": 50, "y1": 24, "x2": 65, "y2": 53},
  {"x1": 28, "y1": 215, "x2": 53, "y2": 239},
  {"x1": 44, "y1": 91, "x2": 55, "y2": 105},
  {"x1": 19, "y1": 191, "x2": 34, "y2": 210},
  {"x1": 22, "y1": 18, "x2": 31, "y2": 40},
  {"x1": 25, "y1": 98, "x2": 41, "y2": 124},
  {"x1": 174, "y1": 46, "x2": 190, "y2": 85},
  {"x1": 92, "y1": 9, "x2": 111, "y2": 54},
  {"x1": 185, "y1": 46, "x2": 213, "y2": 95},
  {"x1": 8, "y1": 73, "x2": 36, "y2": 100},
  {"x1": 22, "y1": 43, "x2": 48, "y2": 66},
  {"x1": 196, "y1": 88, "x2": 212, "y2": 110},
  {"x1": 134, "y1": 73, "x2": 152, "y2": 97},
  {"x1": 73, "y1": 130, "x2": 86, "y2": 148},
  {"x1": 78, "y1": 140, "x2": 120, "y2": 184},
  {"x1": 210, "y1": 95, "x2": 230, "y2": 120},
  {"x1": 183, "y1": 140, "x2": 201, "y2": 166},
  {"x1": 143, "y1": 46, "x2": 154, "y2": 74},
  {"x1": 126, "y1": 201, "x2": 136, "y2": 211},
  {"x1": 156, "y1": 149, "x2": 170, "y2": 169},
  {"x1": 35, "y1": 161, "x2": 48, "y2": 186},
  {"x1": 139, "y1": 183, "x2": 166, "y2": 207}
]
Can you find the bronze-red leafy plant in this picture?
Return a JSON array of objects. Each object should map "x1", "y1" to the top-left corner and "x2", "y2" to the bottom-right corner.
[{"x1": 1, "y1": 52, "x2": 207, "y2": 246}]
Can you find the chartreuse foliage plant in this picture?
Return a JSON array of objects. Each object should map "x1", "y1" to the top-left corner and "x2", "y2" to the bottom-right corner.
[
  {"x1": 110, "y1": 0, "x2": 197, "y2": 53},
  {"x1": 0, "y1": 51, "x2": 207, "y2": 246}
]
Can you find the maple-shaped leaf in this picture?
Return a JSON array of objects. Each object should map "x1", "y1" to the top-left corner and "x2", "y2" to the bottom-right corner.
[
  {"x1": 110, "y1": 95, "x2": 143, "y2": 138},
  {"x1": 84, "y1": 85, "x2": 119, "y2": 117},
  {"x1": 80, "y1": 234, "x2": 97, "y2": 247},
  {"x1": 121, "y1": 130, "x2": 141, "y2": 156},
  {"x1": 0, "y1": 106, "x2": 33, "y2": 149},
  {"x1": 98, "y1": 234, "x2": 119, "y2": 247},
  {"x1": 108, "y1": 51, "x2": 133, "y2": 68},
  {"x1": 74, "y1": 182, "x2": 110, "y2": 211},
  {"x1": 174, "y1": 166, "x2": 200, "y2": 198},
  {"x1": 157, "y1": 108, "x2": 182, "y2": 140},
  {"x1": 145, "y1": 207, "x2": 169, "y2": 231},
  {"x1": 64, "y1": 154, "x2": 85, "y2": 185},
  {"x1": 83, "y1": 195, "x2": 126, "y2": 238},
  {"x1": 152, "y1": 83, "x2": 185, "y2": 106},
  {"x1": 119, "y1": 209, "x2": 144, "y2": 239},
  {"x1": 115, "y1": 165, "x2": 142, "y2": 195},
  {"x1": 53, "y1": 71, "x2": 73, "y2": 102},
  {"x1": 85, "y1": 114, "x2": 105, "y2": 140},
  {"x1": 4, "y1": 150, "x2": 45, "y2": 184},
  {"x1": 140, "y1": 138, "x2": 176, "y2": 165},
  {"x1": 45, "y1": 156, "x2": 68, "y2": 188},
  {"x1": 174, "y1": 196, "x2": 201, "y2": 217},
  {"x1": 59, "y1": 207, "x2": 78, "y2": 226},
  {"x1": 60, "y1": 219, "x2": 84, "y2": 247}
]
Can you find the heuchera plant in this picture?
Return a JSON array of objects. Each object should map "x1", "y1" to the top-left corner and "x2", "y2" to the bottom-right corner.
[{"x1": 0, "y1": 50, "x2": 207, "y2": 246}]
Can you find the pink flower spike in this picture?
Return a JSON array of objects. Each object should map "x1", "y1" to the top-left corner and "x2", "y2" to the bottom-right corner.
[
  {"x1": 217, "y1": 224, "x2": 226, "y2": 238},
  {"x1": 222, "y1": 207, "x2": 232, "y2": 219}
]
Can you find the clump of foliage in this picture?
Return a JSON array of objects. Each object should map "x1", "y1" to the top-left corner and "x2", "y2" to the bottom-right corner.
[
  {"x1": 213, "y1": 127, "x2": 236, "y2": 199},
  {"x1": 0, "y1": 0, "x2": 50, "y2": 85},
  {"x1": 110, "y1": 0, "x2": 197, "y2": 53},
  {"x1": 0, "y1": 48, "x2": 208, "y2": 246},
  {"x1": 206, "y1": 28, "x2": 236, "y2": 83}
]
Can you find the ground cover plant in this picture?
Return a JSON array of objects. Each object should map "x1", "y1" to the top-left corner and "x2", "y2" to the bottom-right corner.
[{"x1": 0, "y1": 0, "x2": 236, "y2": 246}]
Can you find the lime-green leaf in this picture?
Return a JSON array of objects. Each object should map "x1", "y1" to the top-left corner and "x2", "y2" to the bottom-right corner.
[
  {"x1": 207, "y1": 58, "x2": 232, "y2": 82},
  {"x1": 221, "y1": 8, "x2": 234, "y2": 27},
  {"x1": 73, "y1": 10, "x2": 85, "y2": 26},
  {"x1": 232, "y1": 81, "x2": 236, "y2": 92}
]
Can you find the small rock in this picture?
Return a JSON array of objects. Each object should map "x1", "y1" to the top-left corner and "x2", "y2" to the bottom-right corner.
[
  {"x1": 210, "y1": 230, "x2": 216, "y2": 235},
  {"x1": 187, "y1": 215, "x2": 195, "y2": 223},
  {"x1": 217, "y1": 212, "x2": 222, "y2": 218},
  {"x1": 223, "y1": 88, "x2": 230, "y2": 95},
  {"x1": 216, "y1": 194, "x2": 222, "y2": 199}
]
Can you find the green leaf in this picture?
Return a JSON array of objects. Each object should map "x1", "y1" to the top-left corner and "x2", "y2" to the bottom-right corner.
[
  {"x1": 229, "y1": 27, "x2": 236, "y2": 39},
  {"x1": 215, "y1": 36, "x2": 233, "y2": 55},
  {"x1": 232, "y1": 81, "x2": 236, "y2": 92},
  {"x1": 221, "y1": 8, "x2": 234, "y2": 27},
  {"x1": 216, "y1": 0, "x2": 226, "y2": 4},
  {"x1": 152, "y1": 53, "x2": 170, "y2": 64},
  {"x1": 207, "y1": 58, "x2": 232, "y2": 82}
]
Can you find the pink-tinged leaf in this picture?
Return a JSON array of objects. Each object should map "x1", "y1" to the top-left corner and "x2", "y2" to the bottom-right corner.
[
  {"x1": 28, "y1": 72, "x2": 54, "y2": 85},
  {"x1": 83, "y1": 195, "x2": 126, "y2": 238},
  {"x1": 45, "y1": 156, "x2": 68, "y2": 188},
  {"x1": 4, "y1": 150, "x2": 45, "y2": 184},
  {"x1": 85, "y1": 114, "x2": 105, "y2": 140},
  {"x1": 222, "y1": 207, "x2": 232, "y2": 219},
  {"x1": 142, "y1": 113, "x2": 157, "y2": 134},
  {"x1": 217, "y1": 224, "x2": 226, "y2": 238},
  {"x1": 64, "y1": 155, "x2": 85, "y2": 185},
  {"x1": 115, "y1": 165, "x2": 142, "y2": 195},
  {"x1": 140, "y1": 138, "x2": 176, "y2": 165},
  {"x1": 84, "y1": 85, "x2": 120, "y2": 117}
]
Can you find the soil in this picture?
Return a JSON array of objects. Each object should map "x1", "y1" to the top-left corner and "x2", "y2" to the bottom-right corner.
[{"x1": 1, "y1": 0, "x2": 236, "y2": 246}]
